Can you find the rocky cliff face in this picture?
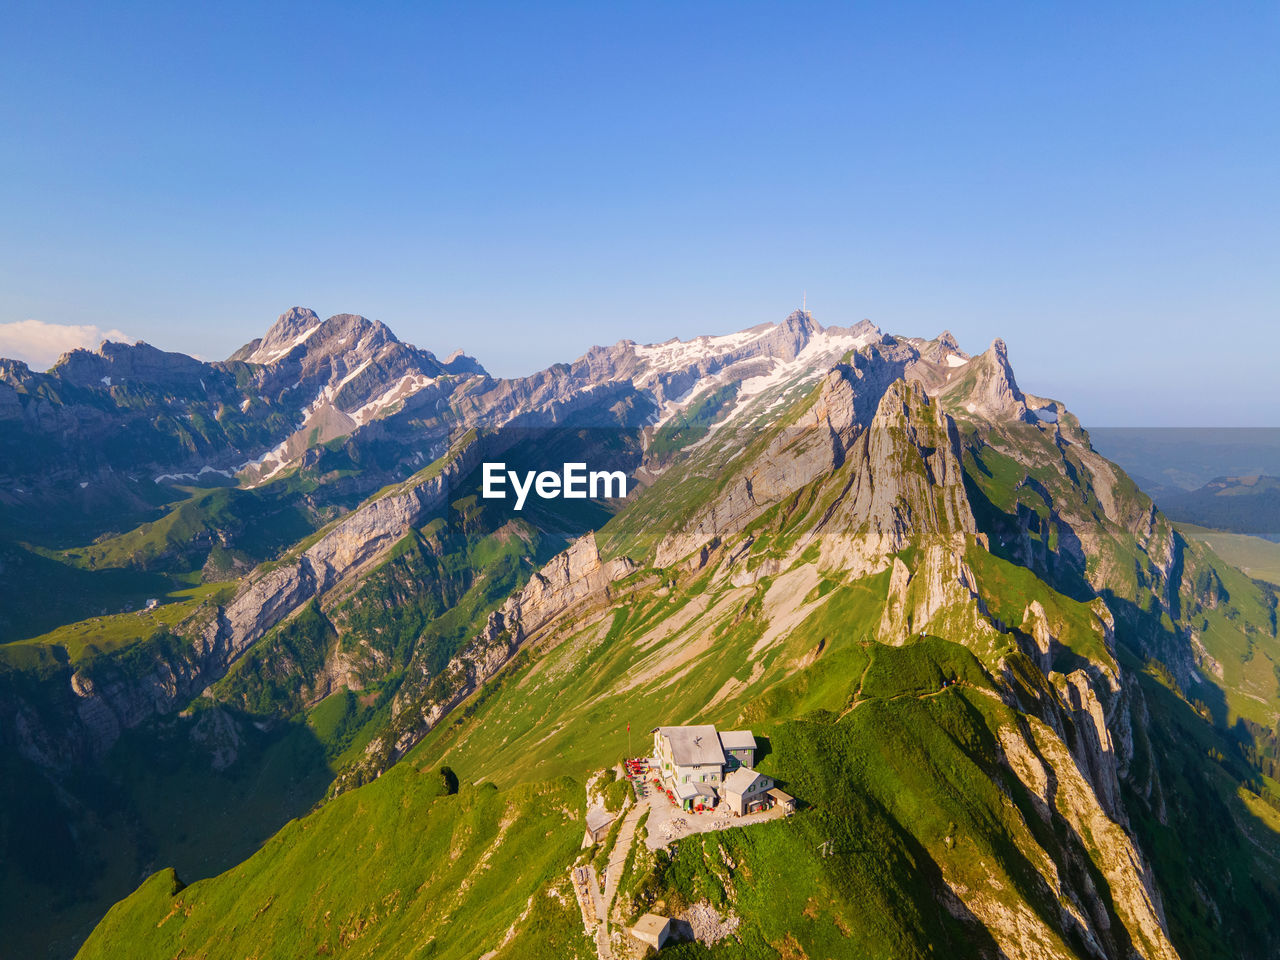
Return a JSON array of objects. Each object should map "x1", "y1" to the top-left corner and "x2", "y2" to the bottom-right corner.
[
  {"x1": 819, "y1": 379, "x2": 976, "y2": 555},
  {"x1": 57, "y1": 434, "x2": 491, "y2": 759},
  {"x1": 334, "y1": 530, "x2": 635, "y2": 790},
  {"x1": 652, "y1": 366, "x2": 861, "y2": 566},
  {"x1": 935, "y1": 337, "x2": 1032, "y2": 423}
]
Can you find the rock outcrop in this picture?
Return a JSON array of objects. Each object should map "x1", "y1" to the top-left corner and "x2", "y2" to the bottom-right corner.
[
  {"x1": 334, "y1": 531, "x2": 635, "y2": 790},
  {"x1": 60, "y1": 434, "x2": 490, "y2": 758}
]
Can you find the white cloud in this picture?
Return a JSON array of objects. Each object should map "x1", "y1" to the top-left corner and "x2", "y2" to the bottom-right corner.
[{"x1": 0, "y1": 320, "x2": 133, "y2": 370}]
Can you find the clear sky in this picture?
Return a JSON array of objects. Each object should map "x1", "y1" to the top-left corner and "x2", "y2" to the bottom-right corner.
[{"x1": 1, "y1": 2, "x2": 1276, "y2": 426}]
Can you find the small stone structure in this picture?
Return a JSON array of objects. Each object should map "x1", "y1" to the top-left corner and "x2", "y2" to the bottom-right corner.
[
  {"x1": 631, "y1": 913, "x2": 672, "y2": 951},
  {"x1": 584, "y1": 806, "x2": 616, "y2": 844}
]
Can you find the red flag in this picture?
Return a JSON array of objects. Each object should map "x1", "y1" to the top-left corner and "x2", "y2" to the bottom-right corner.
[{"x1": 626, "y1": 723, "x2": 630, "y2": 731}]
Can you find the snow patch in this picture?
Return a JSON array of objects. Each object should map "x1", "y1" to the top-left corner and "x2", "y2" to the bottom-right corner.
[
  {"x1": 645, "y1": 324, "x2": 877, "y2": 431},
  {"x1": 945, "y1": 354, "x2": 967, "y2": 367},
  {"x1": 100, "y1": 375, "x2": 111, "y2": 386},
  {"x1": 250, "y1": 323, "x2": 322, "y2": 364},
  {"x1": 154, "y1": 465, "x2": 236, "y2": 484},
  {"x1": 351, "y1": 373, "x2": 434, "y2": 424},
  {"x1": 737, "y1": 327, "x2": 873, "y2": 400},
  {"x1": 632, "y1": 326, "x2": 772, "y2": 380},
  {"x1": 333, "y1": 358, "x2": 372, "y2": 393}
]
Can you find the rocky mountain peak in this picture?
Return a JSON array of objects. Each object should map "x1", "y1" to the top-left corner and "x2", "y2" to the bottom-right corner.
[
  {"x1": 272, "y1": 306, "x2": 319, "y2": 333},
  {"x1": 236, "y1": 307, "x2": 323, "y2": 364},
  {"x1": 751, "y1": 309, "x2": 822, "y2": 361},
  {"x1": 442, "y1": 349, "x2": 488, "y2": 377},
  {"x1": 936, "y1": 336, "x2": 1031, "y2": 423},
  {"x1": 781, "y1": 308, "x2": 819, "y2": 332},
  {"x1": 0, "y1": 358, "x2": 34, "y2": 385},
  {"x1": 304, "y1": 313, "x2": 399, "y2": 361}
]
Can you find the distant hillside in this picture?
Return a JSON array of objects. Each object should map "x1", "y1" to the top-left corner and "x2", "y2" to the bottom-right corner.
[
  {"x1": 1089, "y1": 428, "x2": 1280, "y2": 493},
  {"x1": 1157, "y1": 475, "x2": 1280, "y2": 535}
]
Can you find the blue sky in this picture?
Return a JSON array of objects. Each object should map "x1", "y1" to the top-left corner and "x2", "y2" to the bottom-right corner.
[{"x1": 1, "y1": 1, "x2": 1276, "y2": 425}]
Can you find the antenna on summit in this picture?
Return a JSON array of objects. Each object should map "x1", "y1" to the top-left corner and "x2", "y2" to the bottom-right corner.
[{"x1": 803, "y1": 290, "x2": 807, "y2": 314}]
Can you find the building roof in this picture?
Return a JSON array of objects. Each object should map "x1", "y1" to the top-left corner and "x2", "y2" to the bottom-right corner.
[
  {"x1": 585, "y1": 807, "x2": 616, "y2": 833},
  {"x1": 767, "y1": 787, "x2": 794, "y2": 803},
  {"x1": 719, "y1": 730, "x2": 756, "y2": 751},
  {"x1": 657, "y1": 724, "x2": 726, "y2": 766},
  {"x1": 674, "y1": 781, "x2": 718, "y2": 801},
  {"x1": 723, "y1": 766, "x2": 767, "y2": 794},
  {"x1": 633, "y1": 913, "x2": 671, "y2": 937},
  {"x1": 674, "y1": 782, "x2": 699, "y2": 800}
]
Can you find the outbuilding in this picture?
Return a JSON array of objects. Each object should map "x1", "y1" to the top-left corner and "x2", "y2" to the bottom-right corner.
[
  {"x1": 767, "y1": 787, "x2": 796, "y2": 816},
  {"x1": 674, "y1": 780, "x2": 718, "y2": 811},
  {"x1": 584, "y1": 807, "x2": 616, "y2": 844},
  {"x1": 723, "y1": 766, "x2": 775, "y2": 816}
]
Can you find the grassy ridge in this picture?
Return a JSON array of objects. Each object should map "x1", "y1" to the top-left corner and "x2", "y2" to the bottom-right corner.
[
  {"x1": 627, "y1": 639, "x2": 1121, "y2": 959},
  {"x1": 2, "y1": 579, "x2": 227, "y2": 663}
]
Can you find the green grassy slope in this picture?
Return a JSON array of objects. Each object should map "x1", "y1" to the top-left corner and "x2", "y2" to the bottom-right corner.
[
  {"x1": 0, "y1": 707, "x2": 336, "y2": 960},
  {"x1": 629, "y1": 642, "x2": 1083, "y2": 960},
  {"x1": 78, "y1": 767, "x2": 592, "y2": 960},
  {"x1": 1177, "y1": 523, "x2": 1280, "y2": 586}
]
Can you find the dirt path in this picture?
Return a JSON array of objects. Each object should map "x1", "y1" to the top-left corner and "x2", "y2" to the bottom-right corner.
[
  {"x1": 568, "y1": 801, "x2": 647, "y2": 960},
  {"x1": 837, "y1": 680, "x2": 973, "y2": 719},
  {"x1": 603, "y1": 801, "x2": 645, "y2": 909},
  {"x1": 587, "y1": 865, "x2": 607, "y2": 923}
]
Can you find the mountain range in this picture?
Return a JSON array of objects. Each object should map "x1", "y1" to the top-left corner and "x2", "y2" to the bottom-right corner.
[{"x1": 1, "y1": 307, "x2": 1278, "y2": 960}]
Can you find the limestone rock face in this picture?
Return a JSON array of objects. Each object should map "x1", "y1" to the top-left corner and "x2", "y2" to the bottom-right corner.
[
  {"x1": 875, "y1": 539, "x2": 988, "y2": 644},
  {"x1": 936, "y1": 338, "x2": 1032, "y2": 423},
  {"x1": 336, "y1": 531, "x2": 635, "y2": 790},
  {"x1": 233, "y1": 306, "x2": 322, "y2": 363},
  {"x1": 988, "y1": 714, "x2": 1180, "y2": 960},
  {"x1": 198, "y1": 435, "x2": 486, "y2": 664},
  {"x1": 653, "y1": 366, "x2": 864, "y2": 566},
  {"x1": 59, "y1": 436, "x2": 489, "y2": 758},
  {"x1": 504, "y1": 532, "x2": 636, "y2": 637},
  {"x1": 830, "y1": 379, "x2": 976, "y2": 546}
]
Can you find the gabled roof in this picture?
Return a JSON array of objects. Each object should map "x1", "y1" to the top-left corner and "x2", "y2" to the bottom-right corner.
[
  {"x1": 718, "y1": 730, "x2": 756, "y2": 751},
  {"x1": 723, "y1": 766, "x2": 768, "y2": 794},
  {"x1": 657, "y1": 725, "x2": 726, "y2": 766}
]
